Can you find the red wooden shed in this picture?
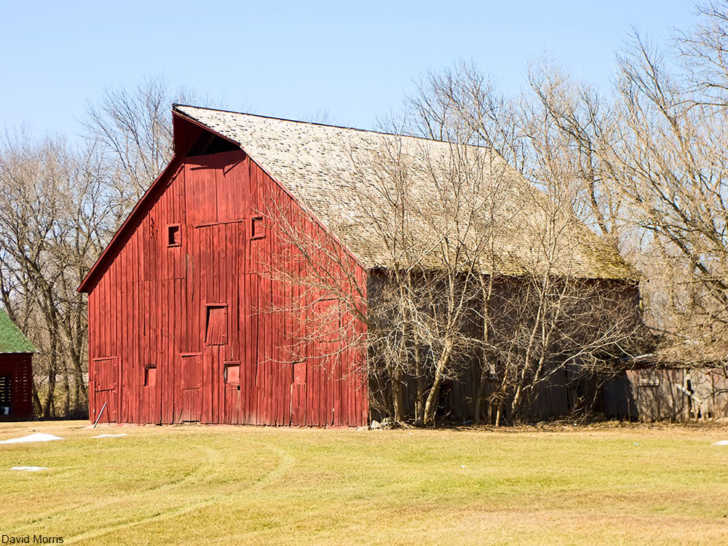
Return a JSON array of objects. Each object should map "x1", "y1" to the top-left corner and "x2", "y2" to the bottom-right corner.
[
  {"x1": 0, "y1": 310, "x2": 35, "y2": 420},
  {"x1": 79, "y1": 105, "x2": 370, "y2": 426}
]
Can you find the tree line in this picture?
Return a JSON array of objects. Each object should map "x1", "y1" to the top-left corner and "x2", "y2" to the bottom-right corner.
[{"x1": 0, "y1": 82, "x2": 183, "y2": 416}]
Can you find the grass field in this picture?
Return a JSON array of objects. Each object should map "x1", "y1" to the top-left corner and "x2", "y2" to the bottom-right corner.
[{"x1": 1, "y1": 421, "x2": 728, "y2": 545}]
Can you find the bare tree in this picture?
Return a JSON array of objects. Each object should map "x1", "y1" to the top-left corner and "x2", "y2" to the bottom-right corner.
[
  {"x1": 85, "y1": 78, "x2": 196, "y2": 221},
  {"x1": 0, "y1": 79, "x2": 196, "y2": 418},
  {"x1": 0, "y1": 136, "x2": 113, "y2": 416},
  {"x1": 529, "y1": 2, "x2": 728, "y2": 364}
]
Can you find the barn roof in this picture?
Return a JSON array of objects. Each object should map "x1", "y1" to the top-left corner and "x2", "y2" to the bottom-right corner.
[
  {"x1": 174, "y1": 105, "x2": 633, "y2": 280},
  {"x1": 0, "y1": 310, "x2": 35, "y2": 354}
]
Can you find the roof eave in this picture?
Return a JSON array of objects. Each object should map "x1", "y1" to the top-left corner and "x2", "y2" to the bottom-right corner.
[{"x1": 171, "y1": 106, "x2": 242, "y2": 153}]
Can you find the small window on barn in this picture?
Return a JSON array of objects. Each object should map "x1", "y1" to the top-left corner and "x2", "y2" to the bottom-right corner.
[
  {"x1": 224, "y1": 363, "x2": 240, "y2": 385},
  {"x1": 293, "y1": 362, "x2": 306, "y2": 385},
  {"x1": 167, "y1": 224, "x2": 181, "y2": 247},
  {"x1": 251, "y1": 216, "x2": 265, "y2": 240},
  {"x1": 144, "y1": 365, "x2": 157, "y2": 387},
  {"x1": 205, "y1": 305, "x2": 228, "y2": 345}
]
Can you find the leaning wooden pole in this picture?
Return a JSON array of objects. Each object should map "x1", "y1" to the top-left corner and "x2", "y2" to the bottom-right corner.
[{"x1": 92, "y1": 401, "x2": 108, "y2": 428}]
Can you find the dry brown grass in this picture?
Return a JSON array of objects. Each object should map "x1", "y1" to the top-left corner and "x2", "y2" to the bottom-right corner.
[{"x1": 1, "y1": 420, "x2": 727, "y2": 544}]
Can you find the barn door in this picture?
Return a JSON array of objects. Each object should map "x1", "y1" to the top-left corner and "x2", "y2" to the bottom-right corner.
[
  {"x1": 290, "y1": 363, "x2": 306, "y2": 425},
  {"x1": 188, "y1": 221, "x2": 245, "y2": 423},
  {"x1": 93, "y1": 357, "x2": 119, "y2": 423},
  {"x1": 224, "y1": 362, "x2": 242, "y2": 424},
  {"x1": 178, "y1": 353, "x2": 202, "y2": 422}
]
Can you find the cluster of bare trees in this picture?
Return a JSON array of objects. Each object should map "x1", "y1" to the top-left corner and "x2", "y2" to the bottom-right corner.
[
  {"x1": 529, "y1": 1, "x2": 728, "y2": 363},
  {"x1": 387, "y1": 1, "x2": 728, "y2": 423},
  {"x1": 0, "y1": 81, "x2": 186, "y2": 417},
  {"x1": 271, "y1": 78, "x2": 648, "y2": 425},
  {"x1": 306, "y1": 120, "x2": 643, "y2": 426},
  {"x1": 0, "y1": 139, "x2": 108, "y2": 416}
]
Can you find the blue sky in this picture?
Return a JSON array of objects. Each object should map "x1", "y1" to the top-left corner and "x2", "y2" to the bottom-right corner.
[{"x1": 1, "y1": 1, "x2": 699, "y2": 138}]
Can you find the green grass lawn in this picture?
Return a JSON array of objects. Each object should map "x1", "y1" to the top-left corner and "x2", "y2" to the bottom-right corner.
[{"x1": 1, "y1": 421, "x2": 727, "y2": 544}]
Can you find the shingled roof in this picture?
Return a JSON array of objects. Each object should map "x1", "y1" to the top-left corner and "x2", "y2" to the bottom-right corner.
[
  {"x1": 175, "y1": 105, "x2": 633, "y2": 280},
  {"x1": 0, "y1": 310, "x2": 34, "y2": 354}
]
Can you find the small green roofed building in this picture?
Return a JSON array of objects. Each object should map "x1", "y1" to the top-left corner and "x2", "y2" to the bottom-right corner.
[{"x1": 0, "y1": 310, "x2": 35, "y2": 420}]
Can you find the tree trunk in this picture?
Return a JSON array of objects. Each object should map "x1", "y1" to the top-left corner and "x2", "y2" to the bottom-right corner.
[
  {"x1": 69, "y1": 346, "x2": 88, "y2": 408},
  {"x1": 511, "y1": 383, "x2": 523, "y2": 420},
  {"x1": 392, "y1": 368, "x2": 404, "y2": 422},
  {"x1": 423, "y1": 339, "x2": 454, "y2": 425},
  {"x1": 414, "y1": 350, "x2": 424, "y2": 425},
  {"x1": 70, "y1": 350, "x2": 87, "y2": 413},
  {"x1": 473, "y1": 364, "x2": 490, "y2": 425},
  {"x1": 32, "y1": 382, "x2": 42, "y2": 417},
  {"x1": 476, "y1": 274, "x2": 494, "y2": 425},
  {"x1": 61, "y1": 360, "x2": 71, "y2": 417},
  {"x1": 43, "y1": 370, "x2": 56, "y2": 418}
]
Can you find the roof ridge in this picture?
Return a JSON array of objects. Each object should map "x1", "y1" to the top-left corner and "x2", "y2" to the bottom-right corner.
[{"x1": 172, "y1": 103, "x2": 464, "y2": 146}]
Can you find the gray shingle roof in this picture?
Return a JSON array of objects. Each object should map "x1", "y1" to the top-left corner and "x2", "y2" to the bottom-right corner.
[
  {"x1": 0, "y1": 310, "x2": 35, "y2": 354},
  {"x1": 174, "y1": 105, "x2": 633, "y2": 280}
]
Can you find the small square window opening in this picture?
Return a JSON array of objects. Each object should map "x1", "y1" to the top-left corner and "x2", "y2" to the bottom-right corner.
[
  {"x1": 224, "y1": 363, "x2": 240, "y2": 384},
  {"x1": 205, "y1": 305, "x2": 228, "y2": 345},
  {"x1": 144, "y1": 365, "x2": 157, "y2": 387},
  {"x1": 167, "y1": 225, "x2": 181, "y2": 247},
  {"x1": 251, "y1": 216, "x2": 265, "y2": 240}
]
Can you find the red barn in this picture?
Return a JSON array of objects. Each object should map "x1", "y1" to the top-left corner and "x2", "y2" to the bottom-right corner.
[
  {"x1": 80, "y1": 105, "x2": 635, "y2": 426},
  {"x1": 79, "y1": 105, "x2": 370, "y2": 426},
  {"x1": 0, "y1": 310, "x2": 35, "y2": 420}
]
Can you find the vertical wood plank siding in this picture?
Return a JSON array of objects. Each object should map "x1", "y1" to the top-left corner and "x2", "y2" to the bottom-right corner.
[{"x1": 86, "y1": 148, "x2": 368, "y2": 426}]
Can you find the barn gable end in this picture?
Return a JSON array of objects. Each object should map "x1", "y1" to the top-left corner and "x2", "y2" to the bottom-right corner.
[{"x1": 81, "y1": 116, "x2": 368, "y2": 426}]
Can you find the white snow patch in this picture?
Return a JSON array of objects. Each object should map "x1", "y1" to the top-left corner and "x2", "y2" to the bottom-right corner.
[
  {"x1": 712, "y1": 440, "x2": 728, "y2": 446},
  {"x1": 92, "y1": 433, "x2": 127, "y2": 439},
  {"x1": 11, "y1": 466, "x2": 47, "y2": 472},
  {"x1": 0, "y1": 433, "x2": 63, "y2": 444}
]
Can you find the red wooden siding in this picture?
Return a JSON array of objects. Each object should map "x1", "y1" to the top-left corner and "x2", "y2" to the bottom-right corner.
[
  {"x1": 85, "y1": 143, "x2": 368, "y2": 426},
  {"x1": 0, "y1": 354, "x2": 33, "y2": 420}
]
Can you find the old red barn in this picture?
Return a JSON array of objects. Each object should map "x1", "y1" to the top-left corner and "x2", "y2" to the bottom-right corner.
[
  {"x1": 80, "y1": 105, "x2": 637, "y2": 426},
  {"x1": 79, "y1": 105, "x2": 369, "y2": 426}
]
